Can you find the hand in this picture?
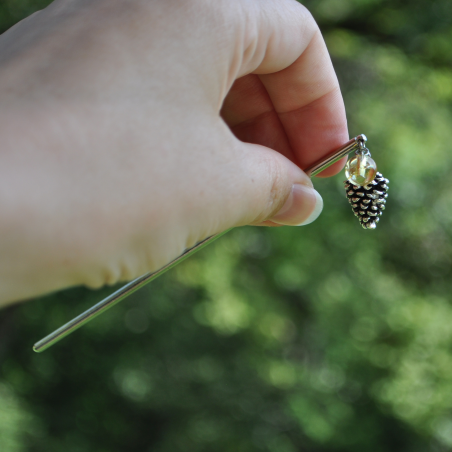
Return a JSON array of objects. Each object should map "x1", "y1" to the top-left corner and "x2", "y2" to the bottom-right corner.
[{"x1": 0, "y1": 0, "x2": 347, "y2": 305}]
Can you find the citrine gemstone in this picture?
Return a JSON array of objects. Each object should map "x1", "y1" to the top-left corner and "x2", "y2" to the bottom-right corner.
[{"x1": 345, "y1": 154, "x2": 377, "y2": 186}]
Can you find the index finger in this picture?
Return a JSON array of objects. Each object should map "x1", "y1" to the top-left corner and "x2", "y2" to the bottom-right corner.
[{"x1": 238, "y1": 1, "x2": 348, "y2": 175}]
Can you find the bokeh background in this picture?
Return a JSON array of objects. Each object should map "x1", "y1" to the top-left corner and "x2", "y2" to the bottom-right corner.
[{"x1": 1, "y1": 0, "x2": 452, "y2": 451}]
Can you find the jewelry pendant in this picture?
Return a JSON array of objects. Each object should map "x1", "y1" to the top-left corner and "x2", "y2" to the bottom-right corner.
[{"x1": 343, "y1": 136, "x2": 389, "y2": 229}]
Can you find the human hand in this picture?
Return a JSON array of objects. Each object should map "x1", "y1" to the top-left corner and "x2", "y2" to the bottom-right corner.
[{"x1": 0, "y1": 0, "x2": 347, "y2": 304}]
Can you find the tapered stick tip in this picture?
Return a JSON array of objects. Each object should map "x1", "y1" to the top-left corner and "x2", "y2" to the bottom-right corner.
[{"x1": 33, "y1": 343, "x2": 45, "y2": 353}]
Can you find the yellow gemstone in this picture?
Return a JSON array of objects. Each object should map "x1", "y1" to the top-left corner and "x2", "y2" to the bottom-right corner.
[{"x1": 345, "y1": 154, "x2": 377, "y2": 186}]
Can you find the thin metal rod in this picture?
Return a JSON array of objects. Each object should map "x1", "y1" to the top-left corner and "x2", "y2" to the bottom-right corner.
[
  {"x1": 33, "y1": 134, "x2": 366, "y2": 353},
  {"x1": 305, "y1": 134, "x2": 366, "y2": 177},
  {"x1": 33, "y1": 230, "x2": 229, "y2": 352}
]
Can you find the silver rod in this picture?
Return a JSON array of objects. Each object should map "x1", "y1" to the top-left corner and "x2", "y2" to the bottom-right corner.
[
  {"x1": 33, "y1": 134, "x2": 366, "y2": 353},
  {"x1": 305, "y1": 134, "x2": 366, "y2": 177},
  {"x1": 33, "y1": 230, "x2": 230, "y2": 352}
]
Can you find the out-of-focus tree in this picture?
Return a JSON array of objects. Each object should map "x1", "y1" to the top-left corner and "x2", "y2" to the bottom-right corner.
[{"x1": 1, "y1": 0, "x2": 452, "y2": 451}]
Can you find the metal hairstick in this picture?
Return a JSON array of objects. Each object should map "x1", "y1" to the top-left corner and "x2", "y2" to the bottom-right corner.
[{"x1": 32, "y1": 134, "x2": 366, "y2": 353}]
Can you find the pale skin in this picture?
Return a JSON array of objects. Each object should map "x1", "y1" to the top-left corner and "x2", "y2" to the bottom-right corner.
[{"x1": 0, "y1": 0, "x2": 348, "y2": 306}]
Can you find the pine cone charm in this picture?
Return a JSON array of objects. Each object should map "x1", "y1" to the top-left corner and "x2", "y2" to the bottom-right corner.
[{"x1": 344, "y1": 172, "x2": 389, "y2": 229}]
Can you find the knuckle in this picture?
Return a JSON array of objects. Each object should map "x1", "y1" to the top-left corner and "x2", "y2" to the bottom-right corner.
[{"x1": 254, "y1": 157, "x2": 288, "y2": 223}]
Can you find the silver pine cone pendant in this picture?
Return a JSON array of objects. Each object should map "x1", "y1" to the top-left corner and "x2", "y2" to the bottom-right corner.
[{"x1": 343, "y1": 137, "x2": 389, "y2": 229}]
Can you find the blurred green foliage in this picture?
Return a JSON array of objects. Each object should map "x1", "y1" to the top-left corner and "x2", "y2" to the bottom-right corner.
[{"x1": 1, "y1": 0, "x2": 452, "y2": 451}]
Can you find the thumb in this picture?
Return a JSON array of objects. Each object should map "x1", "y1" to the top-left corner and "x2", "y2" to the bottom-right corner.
[{"x1": 227, "y1": 140, "x2": 323, "y2": 228}]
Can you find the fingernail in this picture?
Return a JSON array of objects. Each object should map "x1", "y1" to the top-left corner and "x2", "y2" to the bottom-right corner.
[{"x1": 270, "y1": 184, "x2": 323, "y2": 226}]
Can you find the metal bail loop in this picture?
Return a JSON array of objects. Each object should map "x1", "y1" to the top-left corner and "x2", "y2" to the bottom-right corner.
[{"x1": 356, "y1": 135, "x2": 371, "y2": 157}]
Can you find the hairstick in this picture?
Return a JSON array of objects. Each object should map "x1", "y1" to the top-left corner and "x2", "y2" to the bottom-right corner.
[{"x1": 33, "y1": 134, "x2": 370, "y2": 353}]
